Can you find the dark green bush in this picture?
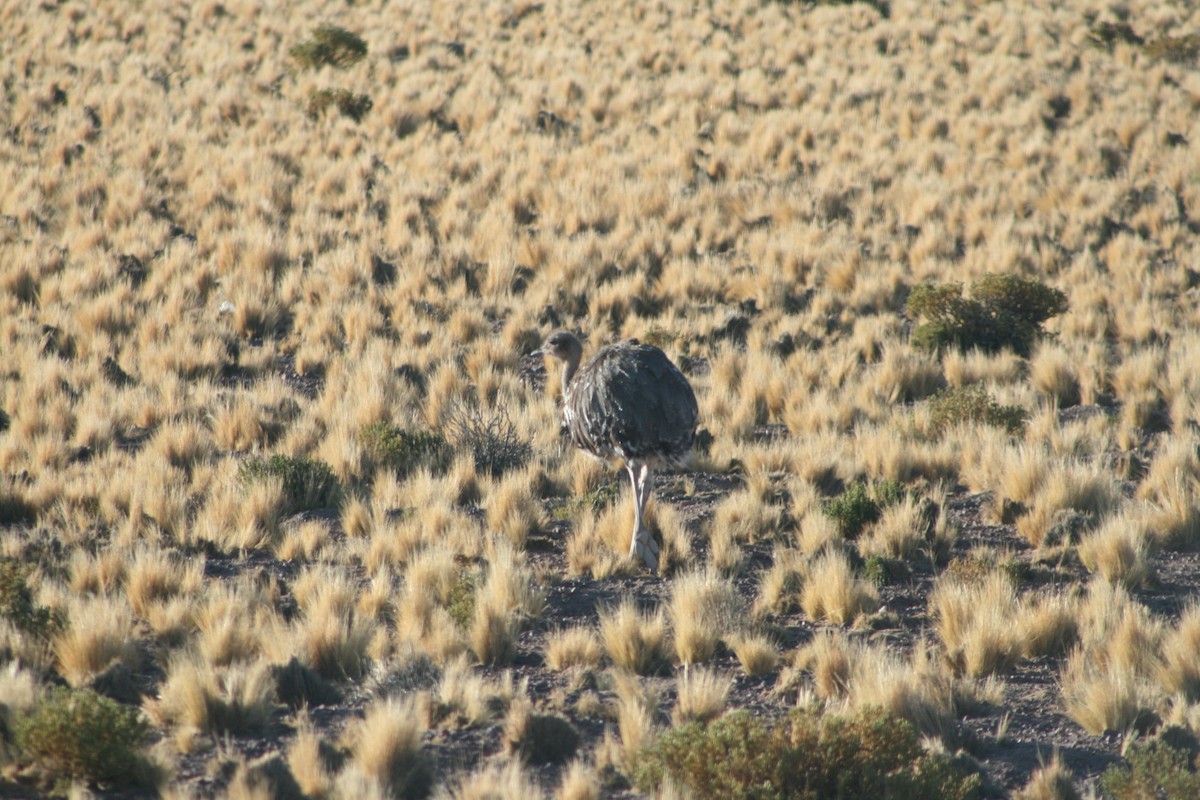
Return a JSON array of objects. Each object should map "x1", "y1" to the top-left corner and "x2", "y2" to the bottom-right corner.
[
  {"x1": 632, "y1": 707, "x2": 980, "y2": 800},
  {"x1": 445, "y1": 400, "x2": 532, "y2": 477},
  {"x1": 289, "y1": 25, "x2": 368, "y2": 70},
  {"x1": 863, "y1": 555, "x2": 900, "y2": 587},
  {"x1": 928, "y1": 385, "x2": 1028, "y2": 435},
  {"x1": 907, "y1": 274, "x2": 1067, "y2": 357},
  {"x1": 0, "y1": 558, "x2": 60, "y2": 639},
  {"x1": 1144, "y1": 34, "x2": 1200, "y2": 64},
  {"x1": 306, "y1": 88, "x2": 373, "y2": 122},
  {"x1": 823, "y1": 481, "x2": 905, "y2": 539},
  {"x1": 359, "y1": 422, "x2": 450, "y2": 477},
  {"x1": 15, "y1": 687, "x2": 153, "y2": 788},
  {"x1": 237, "y1": 454, "x2": 340, "y2": 512},
  {"x1": 0, "y1": 409, "x2": 9, "y2": 431},
  {"x1": 1088, "y1": 21, "x2": 1144, "y2": 50},
  {"x1": 1102, "y1": 736, "x2": 1200, "y2": 800},
  {"x1": 445, "y1": 567, "x2": 480, "y2": 631}
]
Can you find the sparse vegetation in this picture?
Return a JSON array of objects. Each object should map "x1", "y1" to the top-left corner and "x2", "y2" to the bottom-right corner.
[
  {"x1": 237, "y1": 454, "x2": 340, "y2": 513},
  {"x1": 0, "y1": 558, "x2": 60, "y2": 639},
  {"x1": 15, "y1": 687, "x2": 153, "y2": 788},
  {"x1": 632, "y1": 707, "x2": 980, "y2": 799},
  {"x1": 1101, "y1": 733, "x2": 1200, "y2": 800},
  {"x1": 1, "y1": 0, "x2": 1194, "y2": 794},
  {"x1": 306, "y1": 88, "x2": 373, "y2": 122},
  {"x1": 823, "y1": 480, "x2": 905, "y2": 539},
  {"x1": 360, "y1": 422, "x2": 450, "y2": 477},
  {"x1": 929, "y1": 385, "x2": 1028, "y2": 435},
  {"x1": 908, "y1": 275, "x2": 1068, "y2": 357},
  {"x1": 445, "y1": 400, "x2": 532, "y2": 477},
  {"x1": 289, "y1": 25, "x2": 369, "y2": 70}
]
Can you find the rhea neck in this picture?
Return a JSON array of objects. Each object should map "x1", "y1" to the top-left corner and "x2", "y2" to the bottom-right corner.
[{"x1": 559, "y1": 347, "x2": 582, "y2": 398}]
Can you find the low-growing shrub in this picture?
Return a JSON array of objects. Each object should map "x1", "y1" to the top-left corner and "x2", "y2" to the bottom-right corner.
[
  {"x1": 237, "y1": 454, "x2": 340, "y2": 512},
  {"x1": 928, "y1": 385, "x2": 1028, "y2": 435},
  {"x1": 0, "y1": 557, "x2": 60, "y2": 639},
  {"x1": 289, "y1": 25, "x2": 368, "y2": 70},
  {"x1": 823, "y1": 480, "x2": 904, "y2": 539},
  {"x1": 554, "y1": 478, "x2": 621, "y2": 520},
  {"x1": 359, "y1": 422, "x2": 450, "y2": 477},
  {"x1": 631, "y1": 707, "x2": 980, "y2": 800},
  {"x1": 306, "y1": 88, "x2": 373, "y2": 122},
  {"x1": 445, "y1": 567, "x2": 480, "y2": 631},
  {"x1": 445, "y1": 400, "x2": 531, "y2": 477},
  {"x1": 15, "y1": 687, "x2": 153, "y2": 788},
  {"x1": 1087, "y1": 21, "x2": 1144, "y2": 50},
  {"x1": 907, "y1": 274, "x2": 1067, "y2": 357},
  {"x1": 1101, "y1": 733, "x2": 1200, "y2": 800},
  {"x1": 1144, "y1": 34, "x2": 1200, "y2": 64}
]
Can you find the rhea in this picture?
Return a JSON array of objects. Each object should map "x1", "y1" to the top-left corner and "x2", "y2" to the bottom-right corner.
[{"x1": 539, "y1": 330, "x2": 699, "y2": 571}]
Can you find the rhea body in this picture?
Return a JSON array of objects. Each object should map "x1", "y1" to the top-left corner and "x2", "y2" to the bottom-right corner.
[{"x1": 541, "y1": 331, "x2": 699, "y2": 571}]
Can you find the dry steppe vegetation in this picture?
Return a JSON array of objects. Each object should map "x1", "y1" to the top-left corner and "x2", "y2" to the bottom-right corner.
[{"x1": 3, "y1": 0, "x2": 1200, "y2": 796}]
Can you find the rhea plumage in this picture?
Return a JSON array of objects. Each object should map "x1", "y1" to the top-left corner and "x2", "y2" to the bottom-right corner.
[{"x1": 539, "y1": 330, "x2": 699, "y2": 571}]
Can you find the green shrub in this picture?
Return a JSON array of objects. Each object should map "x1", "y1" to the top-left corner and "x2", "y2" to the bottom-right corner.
[
  {"x1": 0, "y1": 409, "x2": 8, "y2": 431},
  {"x1": 306, "y1": 88, "x2": 373, "y2": 122},
  {"x1": 445, "y1": 400, "x2": 531, "y2": 477},
  {"x1": 0, "y1": 557, "x2": 60, "y2": 639},
  {"x1": 1144, "y1": 34, "x2": 1200, "y2": 64},
  {"x1": 15, "y1": 687, "x2": 153, "y2": 788},
  {"x1": 907, "y1": 274, "x2": 1067, "y2": 357},
  {"x1": 289, "y1": 25, "x2": 368, "y2": 70},
  {"x1": 445, "y1": 567, "x2": 481, "y2": 631},
  {"x1": 928, "y1": 385, "x2": 1028, "y2": 435},
  {"x1": 823, "y1": 481, "x2": 905, "y2": 540},
  {"x1": 631, "y1": 707, "x2": 980, "y2": 800},
  {"x1": 1087, "y1": 21, "x2": 1144, "y2": 50},
  {"x1": 237, "y1": 454, "x2": 340, "y2": 512},
  {"x1": 359, "y1": 422, "x2": 450, "y2": 477},
  {"x1": 1102, "y1": 735, "x2": 1200, "y2": 800},
  {"x1": 553, "y1": 478, "x2": 621, "y2": 521},
  {"x1": 863, "y1": 555, "x2": 900, "y2": 587}
]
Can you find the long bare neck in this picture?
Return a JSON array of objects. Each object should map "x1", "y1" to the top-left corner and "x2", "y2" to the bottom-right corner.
[{"x1": 560, "y1": 351, "x2": 581, "y2": 399}]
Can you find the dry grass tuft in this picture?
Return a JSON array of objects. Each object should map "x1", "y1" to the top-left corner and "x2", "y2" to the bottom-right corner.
[
  {"x1": 673, "y1": 667, "x2": 733, "y2": 724},
  {"x1": 1078, "y1": 512, "x2": 1153, "y2": 588},
  {"x1": 437, "y1": 655, "x2": 522, "y2": 728},
  {"x1": 726, "y1": 632, "x2": 780, "y2": 677},
  {"x1": 544, "y1": 626, "x2": 604, "y2": 671},
  {"x1": 342, "y1": 695, "x2": 433, "y2": 798},
  {"x1": 800, "y1": 551, "x2": 879, "y2": 626},
  {"x1": 438, "y1": 761, "x2": 545, "y2": 800},
  {"x1": 566, "y1": 500, "x2": 638, "y2": 579},
  {"x1": 1158, "y1": 604, "x2": 1200, "y2": 702},
  {"x1": 669, "y1": 569, "x2": 744, "y2": 666},
  {"x1": 795, "y1": 631, "x2": 958, "y2": 738},
  {"x1": 1014, "y1": 753, "x2": 1080, "y2": 800},
  {"x1": 930, "y1": 572, "x2": 1023, "y2": 677},
  {"x1": 599, "y1": 598, "x2": 671, "y2": 676},
  {"x1": 148, "y1": 655, "x2": 277, "y2": 737},
  {"x1": 286, "y1": 717, "x2": 336, "y2": 798},
  {"x1": 54, "y1": 595, "x2": 143, "y2": 687},
  {"x1": 556, "y1": 759, "x2": 601, "y2": 800}
]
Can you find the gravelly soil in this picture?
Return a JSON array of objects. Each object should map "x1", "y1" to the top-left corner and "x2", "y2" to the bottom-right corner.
[{"x1": 164, "y1": 492, "x2": 1170, "y2": 798}]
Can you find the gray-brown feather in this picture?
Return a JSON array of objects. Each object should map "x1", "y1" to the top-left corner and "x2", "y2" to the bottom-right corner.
[{"x1": 564, "y1": 341, "x2": 698, "y2": 467}]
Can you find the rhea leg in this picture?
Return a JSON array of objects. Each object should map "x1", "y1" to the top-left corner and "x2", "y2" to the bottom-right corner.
[{"x1": 627, "y1": 462, "x2": 659, "y2": 571}]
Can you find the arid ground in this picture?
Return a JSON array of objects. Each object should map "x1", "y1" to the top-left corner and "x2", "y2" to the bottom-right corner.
[{"x1": 3, "y1": 0, "x2": 1200, "y2": 797}]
